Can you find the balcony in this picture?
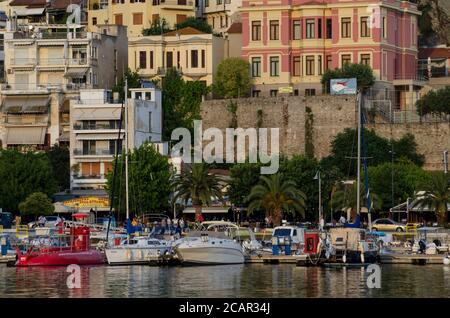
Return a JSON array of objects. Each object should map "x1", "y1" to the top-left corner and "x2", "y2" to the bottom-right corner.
[
  {"x1": 153, "y1": 0, "x2": 194, "y2": 9},
  {"x1": 10, "y1": 58, "x2": 36, "y2": 67},
  {"x1": 68, "y1": 58, "x2": 88, "y2": 66},
  {"x1": 72, "y1": 174, "x2": 107, "y2": 180},
  {"x1": 73, "y1": 148, "x2": 115, "y2": 156},
  {"x1": 73, "y1": 123, "x2": 121, "y2": 130},
  {"x1": 12, "y1": 31, "x2": 87, "y2": 40},
  {"x1": 3, "y1": 114, "x2": 48, "y2": 126},
  {"x1": 157, "y1": 66, "x2": 182, "y2": 76}
]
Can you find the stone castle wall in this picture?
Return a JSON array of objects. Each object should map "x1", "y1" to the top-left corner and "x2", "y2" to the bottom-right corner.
[{"x1": 201, "y1": 95, "x2": 450, "y2": 170}]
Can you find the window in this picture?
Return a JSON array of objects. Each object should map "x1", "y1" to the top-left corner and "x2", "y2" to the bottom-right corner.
[
  {"x1": 326, "y1": 18, "x2": 332, "y2": 39},
  {"x1": 220, "y1": 16, "x2": 223, "y2": 28},
  {"x1": 360, "y1": 54, "x2": 370, "y2": 66},
  {"x1": 139, "y1": 51, "x2": 146, "y2": 68},
  {"x1": 306, "y1": 56, "x2": 314, "y2": 75},
  {"x1": 191, "y1": 50, "x2": 198, "y2": 68},
  {"x1": 152, "y1": 14, "x2": 159, "y2": 23},
  {"x1": 341, "y1": 54, "x2": 351, "y2": 66},
  {"x1": 205, "y1": 0, "x2": 209, "y2": 6},
  {"x1": 217, "y1": 0, "x2": 222, "y2": 4},
  {"x1": 326, "y1": 55, "x2": 332, "y2": 70},
  {"x1": 149, "y1": 51, "x2": 153, "y2": 69},
  {"x1": 252, "y1": 90, "x2": 261, "y2": 97},
  {"x1": 305, "y1": 89, "x2": 316, "y2": 96},
  {"x1": 341, "y1": 17, "x2": 351, "y2": 38},
  {"x1": 148, "y1": 112, "x2": 152, "y2": 133},
  {"x1": 294, "y1": 89, "x2": 299, "y2": 96},
  {"x1": 318, "y1": 18, "x2": 322, "y2": 39},
  {"x1": 293, "y1": 56, "x2": 300, "y2": 76},
  {"x1": 293, "y1": 20, "x2": 301, "y2": 40},
  {"x1": 270, "y1": 90, "x2": 278, "y2": 97},
  {"x1": 270, "y1": 56, "x2": 279, "y2": 76},
  {"x1": 360, "y1": 16, "x2": 370, "y2": 37},
  {"x1": 251, "y1": 57, "x2": 261, "y2": 77},
  {"x1": 306, "y1": 19, "x2": 315, "y2": 38},
  {"x1": 318, "y1": 55, "x2": 322, "y2": 75},
  {"x1": 177, "y1": 51, "x2": 180, "y2": 68},
  {"x1": 166, "y1": 51, "x2": 173, "y2": 68},
  {"x1": 382, "y1": 17, "x2": 386, "y2": 38},
  {"x1": 270, "y1": 20, "x2": 279, "y2": 40},
  {"x1": 252, "y1": 21, "x2": 261, "y2": 41},
  {"x1": 92, "y1": 17, "x2": 97, "y2": 25},
  {"x1": 133, "y1": 13, "x2": 143, "y2": 25},
  {"x1": 201, "y1": 50, "x2": 205, "y2": 68},
  {"x1": 114, "y1": 14, "x2": 123, "y2": 25}
]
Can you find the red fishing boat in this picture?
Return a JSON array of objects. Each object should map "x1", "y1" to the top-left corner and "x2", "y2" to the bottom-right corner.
[{"x1": 15, "y1": 225, "x2": 105, "y2": 266}]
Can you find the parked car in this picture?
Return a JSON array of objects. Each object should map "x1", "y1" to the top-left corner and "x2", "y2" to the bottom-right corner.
[
  {"x1": 372, "y1": 218, "x2": 406, "y2": 232},
  {"x1": 0, "y1": 212, "x2": 13, "y2": 229}
]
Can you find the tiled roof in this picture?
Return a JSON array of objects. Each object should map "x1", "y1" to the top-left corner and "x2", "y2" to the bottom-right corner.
[
  {"x1": 48, "y1": 0, "x2": 82, "y2": 10},
  {"x1": 163, "y1": 26, "x2": 206, "y2": 36},
  {"x1": 419, "y1": 47, "x2": 450, "y2": 59},
  {"x1": 9, "y1": 0, "x2": 47, "y2": 7},
  {"x1": 227, "y1": 22, "x2": 242, "y2": 34}
]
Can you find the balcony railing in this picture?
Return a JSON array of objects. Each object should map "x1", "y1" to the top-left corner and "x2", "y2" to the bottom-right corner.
[
  {"x1": 12, "y1": 31, "x2": 87, "y2": 40},
  {"x1": 72, "y1": 174, "x2": 107, "y2": 180},
  {"x1": 10, "y1": 58, "x2": 36, "y2": 66},
  {"x1": 3, "y1": 114, "x2": 49, "y2": 125},
  {"x1": 73, "y1": 148, "x2": 115, "y2": 156},
  {"x1": 157, "y1": 66, "x2": 182, "y2": 76},
  {"x1": 68, "y1": 58, "x2": 88, "y2": 66},
  {"x1": 38, "y1": 58, "x2": 66, "y2": 66},
  {"x1": 73, "y1": 123, "x2": 120, "y2": 130},
  {"x1": 153, "y1": 0, "x2": 194, "y2": 6}
]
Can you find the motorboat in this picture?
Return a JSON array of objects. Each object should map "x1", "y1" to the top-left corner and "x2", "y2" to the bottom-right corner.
[
  {"x1": 15, "y1": 225, "x2": 105, "y2": 266},
  {"x1": 105, "y1": 236, "x2": 173, "y2": 265},
  {"x1": 174, "y1": 221, "x2": 245, "y2": 265},
  {"x1": 320, "y1": 227, "x2": 379, "y2": 264}
]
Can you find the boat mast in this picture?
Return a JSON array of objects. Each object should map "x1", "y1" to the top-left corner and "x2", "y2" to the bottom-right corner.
[
  {"x1": 356, "y1": 90, "x2": 361, "y2": 218},
  {"x1": 124, "y1": 79, "x2": 130, "y2": 222}
]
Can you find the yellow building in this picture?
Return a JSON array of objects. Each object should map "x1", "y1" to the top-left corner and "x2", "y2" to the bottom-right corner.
[
  {"x1": 128, "y1": 26, "x2": 226, "y2": 85},
  {"x1": 87, "y1": 0, "x2": 197, "y2": 37}
]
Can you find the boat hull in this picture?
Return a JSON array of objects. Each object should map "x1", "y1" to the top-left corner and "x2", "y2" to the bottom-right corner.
[
  {"x1": 105, "y1": 247, "x2": 170, "y2": 265},
  {"x1": 323, "y1": 250, "x2": 379, "y2": 264},
  {"x1": 15, "y1": 250, "x2": 105, "y2": 266},
  {"x1": 176, "y1": 246, "x2": 245, "y2": 265}
]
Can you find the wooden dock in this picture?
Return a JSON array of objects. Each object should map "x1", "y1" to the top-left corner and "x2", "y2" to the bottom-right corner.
[
  {"x1": 245, "y1": 254, "x2": 308, "y2": 264},
  {"x1": 380, "y1": 253, "x2": 447, "y2": 265}
]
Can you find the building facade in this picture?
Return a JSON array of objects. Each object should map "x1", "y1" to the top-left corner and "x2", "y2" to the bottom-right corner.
[
  {"x1": 128, "y1": 26, "x2": 226, "y2": 85},
  {"x1": 203, "y1": 0, "x2": 242, "y2": 34},
  {"x1": 69, "y1": 87, "x2": 163, "y2": 190},
  {"x1": 0, "y1": 22, "x2": 127, "y2": 150},
  {"x1": 240, "y1": 0, "x2": 422, "y2": 109},
  {"x1": 87, "y1": 0, "x2": 197, "y2": 37}
]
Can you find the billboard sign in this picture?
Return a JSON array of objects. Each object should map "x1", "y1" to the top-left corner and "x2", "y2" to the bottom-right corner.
[{"x1": 330, "y1": 78, "x2": 357, "y2": 95}]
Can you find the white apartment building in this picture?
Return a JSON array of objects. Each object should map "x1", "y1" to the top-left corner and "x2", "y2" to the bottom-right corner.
[{"x1": 69, "y1": 87, "x2": 163, "y2": 190}]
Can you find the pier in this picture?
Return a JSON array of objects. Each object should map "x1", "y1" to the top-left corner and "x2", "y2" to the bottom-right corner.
[{"x1": 245, "y1": 254, "x2": 308, "y2": 264}]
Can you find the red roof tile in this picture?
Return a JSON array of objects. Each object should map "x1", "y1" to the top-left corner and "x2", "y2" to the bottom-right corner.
[
  {"x1": 163, "y1": 27, "x2": 206, "y2": 36},
  {"x1": 227, "y1": 22, "x2": 242, "y2": 34},
  {"x1": 419, "y1": 48, "x2": 450, "y2": 59}
]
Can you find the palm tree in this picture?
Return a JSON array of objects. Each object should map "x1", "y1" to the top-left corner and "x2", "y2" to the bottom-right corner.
[
  {"x1": 330, "y1": 183, "x2": 381, "y2": 221},
  {"x1": 412, "y1": 172, "x2": 450, "y2": 226},
  {"x1": 172, "y1": 163, "x2": 224, "y2": 222},
  {"x1": 246, "y1": 174, "x2": 306, "y2": 226}
]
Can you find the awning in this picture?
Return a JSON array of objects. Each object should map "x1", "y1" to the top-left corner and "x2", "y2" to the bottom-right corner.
[
  {"x1": 5, "y1": 127, "x2": 46, "y2": 145},
  {"x1": 183, "y1": 207, "x2": 230, "y2": 214},
  {"x1": 65, "y1": 68, "x2": 88, "y2": 78},
  {"x1": 13, "y1": 7, "x2": 45, "y2": 16},
  {"x1": 2, "y1": 95, "x2": 50, "y2": 113}
]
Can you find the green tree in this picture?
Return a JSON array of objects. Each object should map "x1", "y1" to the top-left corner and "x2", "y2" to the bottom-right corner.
[
  {"x1": 368, "y1": 160, "x2": 431, "y2": 210},
  {"x1": 0, "y1": 150, "x2": 57, "y2": 212},
  {"x1": 162, "y1": 68, "x2": 208, "y2": 140},
  {"x1": 105, "y1": 142, "x2": 173, "y2": 219},
  {"x1": 142, "y1": 18, "x2": 171, "y2": 36},
  {"x1": 113, "y1": 68, "x2": 142, "y2": 101},
  {"x1": 324, "y1": 128, "x2": 424, "y2": 176},
  {"x1": 330, "y1": 182, "x2": 382, "y2": 221},
  {"x1": 47, "y1": 144, "x2": 70, "y2": 191},
  {"x1": 175, "y1": 17, "x2": 212, "y2": 33},
  {"x1": 416, "y1": 86, "x2": 450, "y2": 116},
  {"x1": 412, "y1": 172, "x2": 450, "y2": 226},
  {"x1": 228, "y1": 162, "x2": 263, "y2": 207},
  {"x1": 246, "y1": 174, "x2": 306, "y2": 226},
  {"x1": 18, "y1": 192, "x2": 54, "y2": 218},
  {"x1": 321, "y1": 63, "x2": 375, "y2": 93},
  {"x1": 172, "y1": 163, "x2": 224, "y2": 221},
  {"x1": 213, "y1": 58, "x2": 252, "y2": 98}
]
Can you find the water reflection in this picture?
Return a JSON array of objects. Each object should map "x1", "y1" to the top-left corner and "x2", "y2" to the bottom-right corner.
[{"x1": 1, "y1": 265, "x2": 450, "y2": 298}]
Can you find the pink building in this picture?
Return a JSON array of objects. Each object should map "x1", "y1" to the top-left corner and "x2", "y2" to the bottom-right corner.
[{"x1": 241, "y1": 0, "x2": 423, "y2": 109}]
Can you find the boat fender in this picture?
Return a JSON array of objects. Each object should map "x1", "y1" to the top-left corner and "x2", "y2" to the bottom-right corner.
[
  {"x1": 342, "y1": 254, "x2": 347, "y2": 263},
  {"x1": 360, "y1": 252, "x2": 365, "y2": 264},
  {"x1": 444, "y1": 256, "x2": 450, "y2": 265}
]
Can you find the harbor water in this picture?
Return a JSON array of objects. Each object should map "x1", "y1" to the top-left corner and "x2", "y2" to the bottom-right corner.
[{"x1": 1, "y1": 264, "x2": 450, "y2": 298}]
